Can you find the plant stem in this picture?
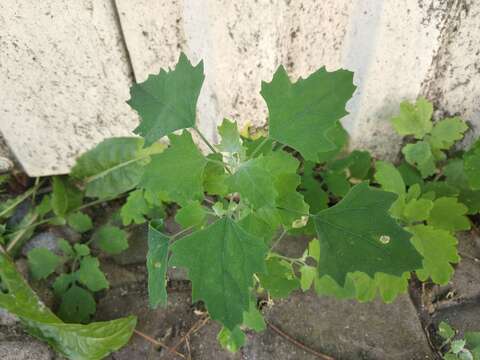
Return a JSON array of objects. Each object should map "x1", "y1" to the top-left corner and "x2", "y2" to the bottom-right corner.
[
  {"x1": 70, "y1": 254, "x2": 80, "y2": 273},
  {"x1": 76, "y1": 194, "x2": 127, "y2": 211},
  {"x1": 193, "y1": 127, "x2": 232, "y2": 174},
  {"x1": 270, "y1": 229, "x2": 288, "y2": 251},
  {"x1": 6, "y1": 212, "x2": 40, "y2": 253},
  {"x1": 271, "y1": 253, "x2": 305, "y2": 266},
  {"x1": 201, "y1": 209, "x2": 217, "y2": 217},
  {"x1": 6, "y1": 194, "x2": 126, "y2": 254},
  {"x1": 202, "y1": 197, "x2": 215, "y2": 206},
  {"x1": 250, "y1": 137, "x2": 269, "y2": 158},
  {"x1": 31, "y1": 177, "x2": 40, "y2": 202},
  {"x1": 193, "y1": 127, "x2": 217, "y2": 154},
  {"x1": 433, "y1": 171, "x2": 443, "y2": 182},
  {"x1": 170, "y1": 226, "x2": 194, "y2": 241},
  {"x1": 272, "y1": 141, "x2": 288, "y2": 152},
  {"x1": 0, "y1": 180, "x2": 43, "y2": 218}
]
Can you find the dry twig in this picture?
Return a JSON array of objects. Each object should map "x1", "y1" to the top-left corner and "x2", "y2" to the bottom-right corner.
[
  {"x1": 133, "y1": 329, "x2": 185, "y2": 359},
  {"x1": 162, "y1": 316, "x2": 210, "y2": 359},
  {"x1": 266, "y1": 320, "x2": 335, "y2": 360}
]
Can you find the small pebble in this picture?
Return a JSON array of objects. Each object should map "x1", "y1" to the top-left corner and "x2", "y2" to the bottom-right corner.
[{"x1": 0, "y1": 157, "x2": 13, "y2": 173}]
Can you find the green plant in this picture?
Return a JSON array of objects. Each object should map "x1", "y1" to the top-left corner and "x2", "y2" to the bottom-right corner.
[
  {"x1": 438, "y1": 322, "x2": 480, "y2": 359},
  {"x1": 0, "y1": 253, "x2": 136, "y2": 359},
  {"x1": 22, "y1": 175, "x2": 136, "y2": 324},
  {"x1": 0, "y1": 52, "x2": 478, "y2": 358},
  {"x1": 122, "y1": 54, "x2": 475, "y2": 349}
]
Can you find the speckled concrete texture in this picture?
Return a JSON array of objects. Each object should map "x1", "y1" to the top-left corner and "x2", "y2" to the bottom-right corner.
[
  {"x1": 0, "y1": 0, "x2": 479, "y2": 175},
  {"x1": 115, "y1": 0, "x2": 447, "y2": 159},
  {"x1": 0, "y1": 323, "x2": 54, "y2": 360},
  {"x1": 422, "y1": 0, "x2": 480, "y2": 145},
  {"x1": 0, "y1": 1, "x2": 138, "y2": 176}
]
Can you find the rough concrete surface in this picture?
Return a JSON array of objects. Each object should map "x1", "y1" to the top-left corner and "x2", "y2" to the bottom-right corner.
[
  {"x1": 422, "y1": 0, "x2": 480, "y2": 145},
  {"x1": 2, "y1": 219, "x2": 478, "y2": 359},
  {"x1": 250, "y1": 292, "x2": 433, "y2": 360},
  {"x1": 1, "y1": 1, "x2": 480, "y2": 358},
  {"x1": 0, "y1": 1, "x2": 138, "y2": 176},
  {"x1": 115, "y1": 0, "x2": 448, "y2": 159},
  {"x1": 445, "y1": 232, "x2": 480, "y2": 301},
  {"x1": 0, "y1": 323, "x2": 54, "y2": 360},
  {"x1": 94, "y1": 279, "x2": 433, "y2": 360},
  {"x1": 96, "y1": 283, "x2": 239, "y2": 360},
  {"x1": 432, "y1": 301, "x2": 480, "y2": 339},
  {"x1": 0, "y1": 134, "x2": 14, "y2": 173},
  {"x1": 1, "y1": 1, "x2": 479, "y2": 174},
  {"x1": 426, "y1": 232, "x2": 480, "y2": 344},
  {"x1": 0, "y1": 340, "x2": 54, "y2": 360}
]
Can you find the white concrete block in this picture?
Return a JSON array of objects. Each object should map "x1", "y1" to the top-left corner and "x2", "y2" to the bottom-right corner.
[
  {"x1": 116, "y1": 0, "x2": 447, "y2": 159},
  {"x1": 342, "y1": 0, "x2": 447, "y2": 158},
  {"x1": 0, "y1": 1, "x2": 137, "y2": 176},
  {"x1": 422, "y1": 1, "x2": 480, "y2": 146},
  {"x1": 1, "y1": 0, "x2": 478, "y2": 176}
]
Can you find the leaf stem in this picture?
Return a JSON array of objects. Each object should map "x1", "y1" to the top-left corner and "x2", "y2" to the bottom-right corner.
[
  {"x1": 270, "y1": 252, "x2": 307, "y2": 266},
  {"x1": 170, "y1": 226, "x2": 194, "y2": 241},
  {"x1": 6, "y1": 212, "x2": 40, "y2": 253},
  {"x1": 0, "y1": 180, "x2": 43, "y2": 218},
  {"x1": 193, "y1": 127, "x2": 232, "y2": 174},
  {"x1": 271, "y1": 253, "x2": 306, "y2": 266},
  {"x1": 270, "y1": 229, "x2": 288, "y2": 251},
  {"x1": 433, "y1": 171, "x2": 443, "y2": 182},
  {"x1": 193, "y1": 127, "x2": 217, "y2": 154},
  {"x1": 6, "y1": 194, "x2": 126, "y2": 254},
  {"x1": 31, "y1": 177, "x2": 40, "y2": 202},
  {"x1": 70, "y1": 254, "x2": 80, "y2": 273},
  {"x1": 76, "y1": 194, "x2": 127, "y2": 211},
  {"x1": 250, "y1": 137, "x2": 269, "y2": 158}
]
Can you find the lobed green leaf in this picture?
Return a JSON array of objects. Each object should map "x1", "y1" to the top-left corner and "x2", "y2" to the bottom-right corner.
[
  {"x1": 391, "y1": 98, "x2": 433, "y2": 139},
  {"x1": 140, "y1": 131, "x2": 207, "y2": 205},
  {"x1": 128, "y1": 53, "x2": 204, "y2": 146},
  {"x1": 261, "y1": 65, "x2": 355, "y2": 162},
  {"x1": 170, "y1": 217, "x2": 267, "y2": 330}
]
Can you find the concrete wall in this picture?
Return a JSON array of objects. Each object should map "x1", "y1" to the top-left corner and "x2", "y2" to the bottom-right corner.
[
  {"x1": 0, "y1": 0, "x2": 479, "y2": 176},
  {"x1": 0, "y1": 1, "x2": 136, "y2": 176}
]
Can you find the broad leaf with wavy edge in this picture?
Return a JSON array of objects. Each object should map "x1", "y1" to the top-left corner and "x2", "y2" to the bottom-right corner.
[
  {"x1": 313, "y1": 183, "x2": 422, "y2": 285},
  {"x1": 71, "y1": 137, "x2": 163, "y2": 199},
  {"x1": 407, "y1": 224, "x2": 459, "y2": 285}
]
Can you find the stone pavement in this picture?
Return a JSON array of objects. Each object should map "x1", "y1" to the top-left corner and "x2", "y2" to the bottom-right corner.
[{"x1": 3, "y1": 224, "x2": 480, "y2": 359}]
